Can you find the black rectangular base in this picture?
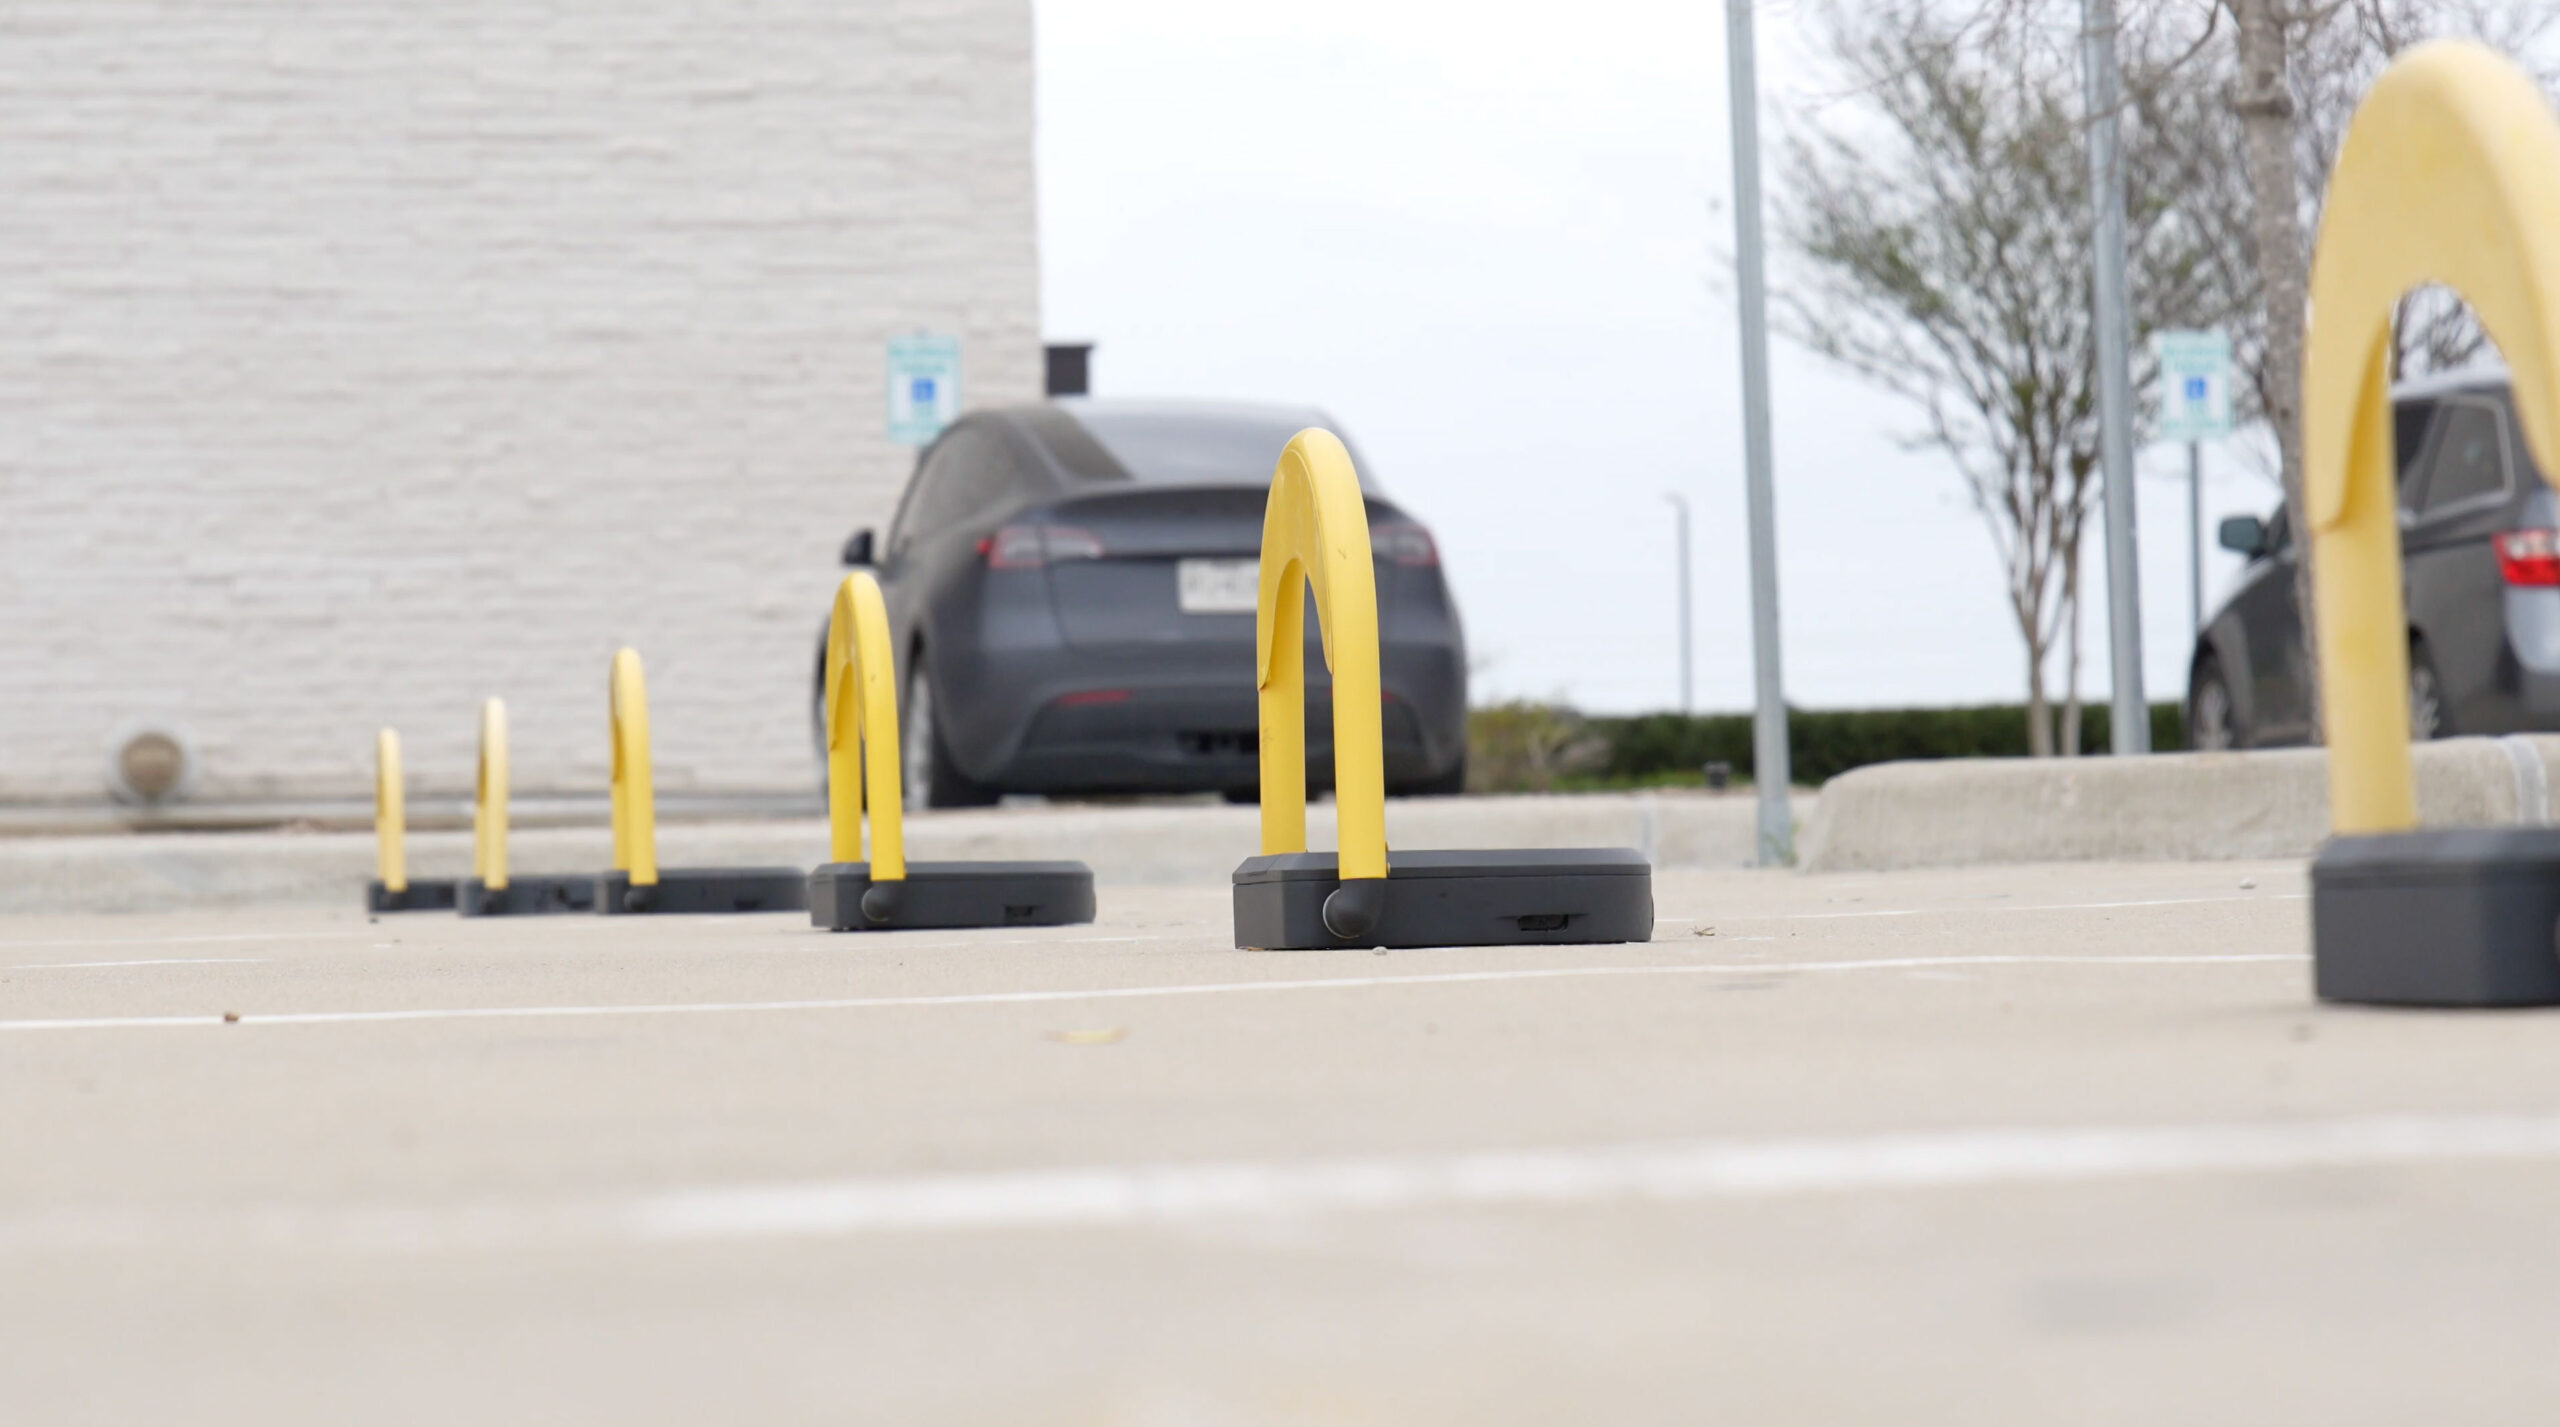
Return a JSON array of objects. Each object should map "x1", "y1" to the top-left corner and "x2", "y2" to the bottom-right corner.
[
  {"x1": 366, "y1": 879, "x2": 457, "y2": 913},
  {"x1": 596, "y1": 867, "x2": 809, "y2": 916},
  {"x1": 1233, "y1": 848, "x2": 1652, "y2": 950},
  {"x1": 2313, "y1": 828, "x2": 2560, "y2": 1007},
  {"x1": 458, "y1": 875, "x2": 599, "y2": 917},
  {"x1": 809, "y1": 861, "x2": 1096, "y2": 931}
]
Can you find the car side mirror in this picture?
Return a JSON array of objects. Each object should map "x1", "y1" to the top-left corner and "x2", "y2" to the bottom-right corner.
[
  {"x1": 840, "y1": 529, "x2": 875, "y2": 567},
  {"x1": 2216, "y1": 515, "x2": 2267, "y2": 558}
]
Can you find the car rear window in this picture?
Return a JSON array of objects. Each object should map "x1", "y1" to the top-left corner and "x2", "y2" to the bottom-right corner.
[
  {"x1": 2418, "y1": 402, "x2": 2511, "y2": 512},
  {"x1": 1070, "y1": 410, "x2": 1377, "y2": 492}
]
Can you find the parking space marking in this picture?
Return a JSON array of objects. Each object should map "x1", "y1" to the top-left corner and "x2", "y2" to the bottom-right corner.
[
  {"x1": 631, "y1": 1111, "x2": 2560, "y2": 1239},
  {"x1": 7, "y1": 957, "x2": 270, "y2": 970},
  {"x1": 0, "y1": 951, "x2": 2303, "y2": 1034},
  {"x1": 0, "y1": 931, "x2": 348, "y2": 951},
  {"x1": 1989, "y1": 894, "x2": 2308, "y2": 913},
  {"x1": 1644, "y1": 893, "x2": 2308, "y2": 928},
  {"x1": 9, "y1": 1110, "x2": 2553, "y2": 1253}
]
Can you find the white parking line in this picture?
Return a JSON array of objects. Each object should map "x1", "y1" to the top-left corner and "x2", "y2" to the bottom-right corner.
[
  {"x1": 0, "y1": 931, "x2": 347, "y2": 951},
  {"x1": 7, "y1": 957, "x2": 270, "y2": 970},
  {"x1": 633, "y1": 1112, "x2": 2560, "y2": 1240},
  {"x1": 1756, "y1": 893, "x2": 2306, "y2": 922},
  {"x1": 0, "y1": 951, "x2": 2302, "y2": 1034},
  {"x1": 1989, "y1": 894, "x2": 2308, "y2": 913},
  {"x1": 7, "y1": 1110, "x2": 2551, "y2": 1253}
]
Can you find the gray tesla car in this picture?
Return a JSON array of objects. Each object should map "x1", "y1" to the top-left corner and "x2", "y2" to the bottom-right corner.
[
  {"x1": 821, "y1": 398, "x2": 1469, "y2": 807},
  {"x1": 2188, "y1": 371, "x2": 2560, "y2": 748}
]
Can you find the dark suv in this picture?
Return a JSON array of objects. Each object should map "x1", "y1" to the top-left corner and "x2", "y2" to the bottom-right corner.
[
  {"x1": 2189, "y1": 371, "x2": 2560, "y2": 748},
  {"x1": 821, "y1": 398, "x2": 1470, "y2": 807}
]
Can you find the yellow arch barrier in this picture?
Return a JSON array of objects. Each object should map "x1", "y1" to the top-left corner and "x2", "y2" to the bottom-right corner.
[
  {"x1": 608, "y1": 648, "x2": 659, "y2": 888},
  {"x1": 805, "y1": 570, "x2": 1095, "y2": 931},
  {"x1": 596, "y1": 649, "x2": 806, "y2": 915},
  {"x1": 473, "y1": 698, "x2": 509, "y2": 892},
  {"x1": 2304, "y1": 42, "x2": 2560, "y2": 1007},
  {"x1": 824, "y1": 571, "x2": 906, "y2": 880},
  {"x1": 1231, "y1": 429, "x2": 1652, "y2": 949},
  {"x1": 1255, "y1": 428, "x2": 1387, "y2": 881},
  {"x1": 365, "y1": 726, "x2": 456, "y2": 913},
  {"x1": 2306, "y1": 40, "x2": 2560, "y2": 833},
  {"x1": 456, "y1": 694, "x2": 597, "y2": 916},
  {"x1": 375, "y1": 727, "x2": 409, "y2": 893}
]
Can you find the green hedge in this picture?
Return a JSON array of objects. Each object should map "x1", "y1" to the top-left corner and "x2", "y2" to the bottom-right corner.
[
  {"x1": 1591, "y1": 702, "x2": 2186, "y2": 787},
  {"x1": 1469, "y1": 701, "x2": 2186, "y2": 792}
]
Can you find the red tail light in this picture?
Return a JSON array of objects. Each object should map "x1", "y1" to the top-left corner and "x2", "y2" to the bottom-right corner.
[
  {"x1": 2494, "y1": 528, "x2": 2560, "y2": 586},
  {"x1": 1371, "y1": 521, "x2": 1439, "y2": 567},
  {"x1": 981, "y1": 524, "x2": 1105, "y2": 569}
]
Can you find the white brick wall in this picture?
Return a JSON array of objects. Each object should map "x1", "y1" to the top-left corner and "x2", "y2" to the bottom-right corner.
[{"x1": 0, "y1": 0, "x2": 1039, "y2": 803}]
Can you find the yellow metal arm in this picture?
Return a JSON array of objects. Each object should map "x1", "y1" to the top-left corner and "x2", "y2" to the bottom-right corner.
[
  {"x1": 374, "y1": 727, "x2": 407, "y2": 893},
  {"x1": 1255, "y1": 428, "x2": 1387, "y2": 882},
  {"x1": 473, "y1": 698, "x2": 510, "y2": 891},
  {"x1": 609, "y1": 648, "x2": 659, "y2": 887},
  {"x1": 2306, "y1": 41, "x2": 2560, "y2": 833},
  {"x1": 824, "y1": 571, "x2": 907, "y2": 879}
]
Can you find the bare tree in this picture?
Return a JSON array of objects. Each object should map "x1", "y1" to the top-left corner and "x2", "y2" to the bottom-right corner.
[
  {"x1": 1782, "y1": 0, "x2": 2251, "y2": 754},
  {"x1": 1896, "y1": 0, "x2": 2553, "y2": 742}
]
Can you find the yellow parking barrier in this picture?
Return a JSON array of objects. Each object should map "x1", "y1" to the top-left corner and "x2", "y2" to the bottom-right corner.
[
  {"x1": 365, "y1": 727, "x2": 455, "y2": 913},
  {"x1": 2304, "y1": 40, "x2": 2560, "y2": 1005},
  {"x1": 1254, "y1": 430, "x2": 1389, "y2": 885},
  {"x1": 596, "y1": 647, "x2": 808, "y2": 916},
  {"x1": 476, "y1": 698, "x2": 508, "y2": 892},
  {"x1": 1230, "y1": 430, "x2": 1652, "y2": 948},
  {"x1": 824, "y1": 572, "x2": 906, "y2": 879},
  {"x1": 377, "y1": 728, "x2": 407, "y2": 893},
  {"x1": 456, "y1": 697, "x2": 596, "y2": 916},
  {"x1": 806, "y1": 572, "x2": 1094, "y2": 930},
  {"x1": 609, "y1": 649, "x2": 657, "y2": 891}
]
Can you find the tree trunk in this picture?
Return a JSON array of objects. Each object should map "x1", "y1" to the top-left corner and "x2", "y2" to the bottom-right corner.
[
  {"x1": 2061, "y1": 533, "x2": 2086, "y2": 756},
  {"x1": 2026, "y1": 627, "x2": 2055, "y2": 758},
  {"x1": 2230, "y1": 0, "x2": 2321, "y2": 739}
]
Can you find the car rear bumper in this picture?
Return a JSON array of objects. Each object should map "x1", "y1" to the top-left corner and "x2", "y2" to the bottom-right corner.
[
  {"x1": 943, "y1": 643, "x2": 1466, "y2": 796},
  {"x1": 1001, "y1": 686, "x2": 1443, "y2": 794},
  {"x1": 2504, "y1": 588, "x2": 2560, "y2": 719}
]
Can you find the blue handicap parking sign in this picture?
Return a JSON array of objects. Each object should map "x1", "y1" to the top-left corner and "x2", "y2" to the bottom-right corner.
[
  {"x1": 2185, "y1": 375, "x2": 2209, "y2": 403},
  {"x1": 887, "y1": 333, "x2": 962, "y2": 444}
]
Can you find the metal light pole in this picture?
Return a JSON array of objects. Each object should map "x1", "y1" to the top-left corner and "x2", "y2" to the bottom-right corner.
[
  {"x1": 2188, "y1": 442, "x2": 2205, "y2": 633},
  {"x1": 1726, "y1": 0, "x2": 1792, "y2": 863},
  {"x1": 2082, "y1": 0, "x2": 2150, "y2": 752},
  {"x1": 1664, "y1": 492, "x2": 1693, "y2": 714}
]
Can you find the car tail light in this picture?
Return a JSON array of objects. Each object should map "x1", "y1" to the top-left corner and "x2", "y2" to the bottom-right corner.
[
  {"x1": 1371, "y1": 521, "x2": 1439, "y2": 567},
  {"x1": 981, "y1": 524, "x2": 1105, "y2": 569},
  {"x1": 2494, "y1": 528, "x2": 2560, "y2": 586}
]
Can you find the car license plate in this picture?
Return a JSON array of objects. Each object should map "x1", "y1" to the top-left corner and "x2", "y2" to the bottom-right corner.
[{"x1": 1177, "y1": 558, "x2": 1261, "y2": 614}]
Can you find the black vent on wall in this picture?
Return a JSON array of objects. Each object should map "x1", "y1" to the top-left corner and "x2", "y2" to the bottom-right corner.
[{"x1": 1045, "y1": 342, "x2": 1093, "y2": 397}]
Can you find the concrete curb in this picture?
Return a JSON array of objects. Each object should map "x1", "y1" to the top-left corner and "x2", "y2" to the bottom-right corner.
[
  {"x1": 0, "y1": 791, "x2": 1807, "y2": 915},
  {"x1": 1798, "y1": 736, "x2": 2560, "y2": 872}
]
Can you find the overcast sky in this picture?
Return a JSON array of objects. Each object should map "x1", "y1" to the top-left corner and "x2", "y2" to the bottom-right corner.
[{"x1": 1034, "y1": 0, "x2": 2275, "y2": 714}]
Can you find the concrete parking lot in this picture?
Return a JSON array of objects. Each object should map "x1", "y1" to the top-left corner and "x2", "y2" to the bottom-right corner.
[{"x1": 8, "y1": 858, "x2": 2560, "y2": 1423}]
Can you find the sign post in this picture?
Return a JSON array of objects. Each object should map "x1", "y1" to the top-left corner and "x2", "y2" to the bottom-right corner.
[
  {"x1": 2152, "y1": 329, "x2": 2235, "y2": 634},
  {"x1": 1725, "y1": 0, "x2": 1793, "y2": 859},
  {"x1": 887, "y1": 334, "x2": 961, "y2": 446}
]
